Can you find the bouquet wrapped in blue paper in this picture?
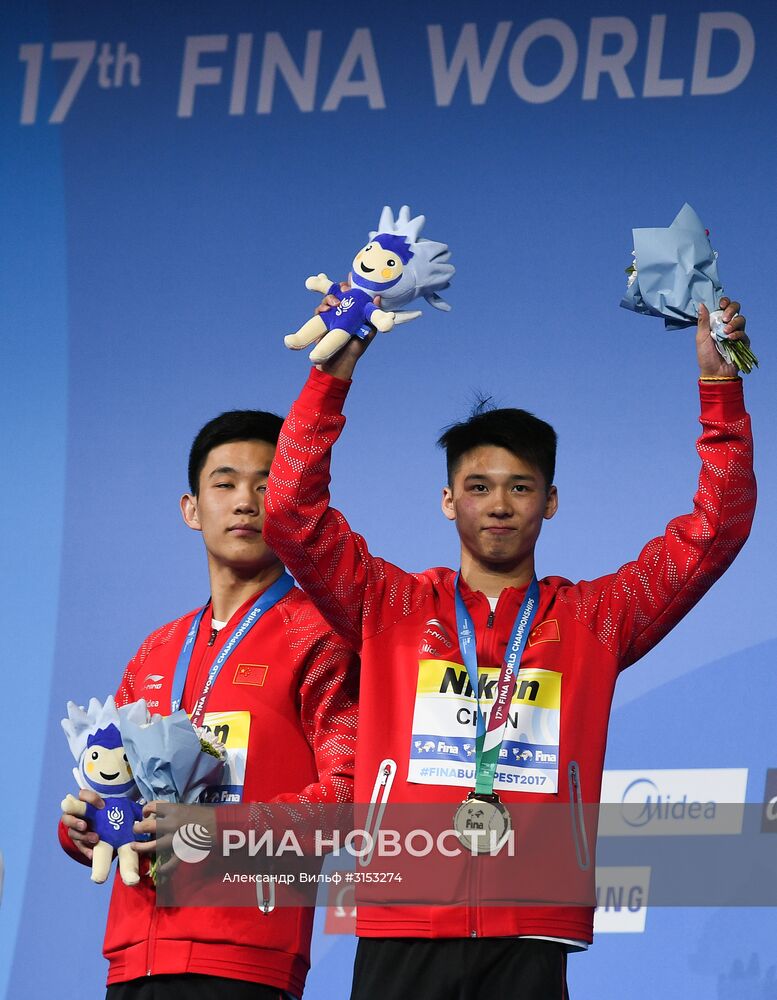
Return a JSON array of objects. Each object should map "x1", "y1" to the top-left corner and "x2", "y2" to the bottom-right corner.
[
  {"x1": 118, "y1": 703, "x2": 226, "y2": 881},
  {"x1": 621, "y1": 203, "x2": 758, "y2": 374},
  {"x1": 118, "y1": 704, "x2": 226, "y2": 804}
]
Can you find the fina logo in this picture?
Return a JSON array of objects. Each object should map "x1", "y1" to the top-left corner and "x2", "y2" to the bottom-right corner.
[
  {"x1": 171, "y1": 824, "x2": 213, "y2": 863},
  {"x1": 620, "y1": 776, "x2": 715, "y2": 828}
]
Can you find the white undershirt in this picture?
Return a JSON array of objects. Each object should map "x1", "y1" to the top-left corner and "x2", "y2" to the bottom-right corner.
[{"x1": 211, "y1": 618, "x2": 227, "y2": 630}]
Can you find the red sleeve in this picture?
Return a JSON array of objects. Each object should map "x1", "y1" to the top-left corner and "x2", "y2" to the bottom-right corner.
[
  {"x1": 558, "y1": 379, "x2": 756, "y2": 668},
  {"x1": 271, "y1": 610, "x2": 358, "y2": 807},
  {"x1": 264, "y1": 367, "x2": 421, "y2": 649},
  {"x1": 57, "y1": 816, "x2": 90, "y2": 866},
  {"x1": 114, "y1": 650, "x2": 139, "y2": 707}
]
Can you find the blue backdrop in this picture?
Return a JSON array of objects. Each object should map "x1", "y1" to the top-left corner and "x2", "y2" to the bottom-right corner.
[{"x1": 2, "y1": 2, "x2": 775, "y2": 997}]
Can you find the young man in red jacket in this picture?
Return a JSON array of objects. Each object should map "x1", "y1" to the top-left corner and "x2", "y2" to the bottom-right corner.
[
  {"x1": 60, "y1": 409, "x2": 358, "y2": 1000},
  {"x1": 263, "y1": 299, "x2": 756, "y2": 999}
]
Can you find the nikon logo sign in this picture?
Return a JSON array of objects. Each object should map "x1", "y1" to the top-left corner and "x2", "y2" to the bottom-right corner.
[{"x1": 439, "y1": 667, "x2": 540, "y2": 702}]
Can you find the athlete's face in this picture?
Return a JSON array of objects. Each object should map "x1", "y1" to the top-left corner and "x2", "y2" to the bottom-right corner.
[
  {"x1": 180, "y1": 440, "x2": 281, "y2": 575},
  {"x1": 441, "y1": 446, "x2": 557, "y2": 573}
]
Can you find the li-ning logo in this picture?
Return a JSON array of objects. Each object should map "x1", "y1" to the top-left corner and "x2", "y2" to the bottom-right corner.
[
  {"x1": 143, "y1": 674, "x2": 164, "y2": 691},
  {"x1": 107, "y1": 806, "x2": 124, "y2": 831},
  {"x1": 335, "y1": 295, "x2": 355, "y2": 316},
  {"x1": 420, "y1": 619, "x2": 454, "y2": 656},
  {"x1": 172, "y1": 823, "x2": 213, "y2": 864}
]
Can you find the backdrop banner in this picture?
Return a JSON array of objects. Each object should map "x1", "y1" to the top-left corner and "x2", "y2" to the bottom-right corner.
[{"x1": 2, "y1": 3, "x2": 775, "y2": 998}]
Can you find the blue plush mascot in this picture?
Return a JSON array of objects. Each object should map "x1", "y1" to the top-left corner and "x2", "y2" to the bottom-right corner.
[{"x1": 61, "y1": 697, "x2": 146, "y2": 885}]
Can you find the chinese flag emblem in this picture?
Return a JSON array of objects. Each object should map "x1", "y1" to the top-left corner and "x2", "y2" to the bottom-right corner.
[
  {"x1": 233, "y1": 663, "x2": 268, "y2": 686},
  {"x1": 528, "y1": 619, "x2": 561, "y2": 646}
]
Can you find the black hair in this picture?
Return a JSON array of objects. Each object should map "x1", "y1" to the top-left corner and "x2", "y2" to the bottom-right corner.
[
  {"x1": 187, "y1": 410, "x2": 283, "y2": 495},
  {"x1": 438, "y1": 399, "x2": 557, "y2": 490}
]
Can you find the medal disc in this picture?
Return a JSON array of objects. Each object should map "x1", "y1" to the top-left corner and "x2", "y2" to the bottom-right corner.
[{"x1": 453, "y1": 793, "x2": 512, "y2": 854}]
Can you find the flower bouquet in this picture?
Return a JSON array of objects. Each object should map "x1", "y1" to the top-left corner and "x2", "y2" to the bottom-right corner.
[
  {"x1": 621, "y1": 203, "x2": 758, "y2": 374},
  {"x1": 118, "y1": 703, "x2": 226, "y2": 882}
]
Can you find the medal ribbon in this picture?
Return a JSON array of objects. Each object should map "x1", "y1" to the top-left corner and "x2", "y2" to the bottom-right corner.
[
  {"x1": 170, "y1": 572, "x2": 295, "y2": 726},
  {"x1": 454, "y1": 573, "x2": 540, "y2": 796}
]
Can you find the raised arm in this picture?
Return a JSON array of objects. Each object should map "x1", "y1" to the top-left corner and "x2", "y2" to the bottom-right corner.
[
  {"x1": 265, "y1": 320, "x2": 424, "y2": 648},
  {"x1": 560, "y1": 298, "x2": 756, "y2": 667},
  {"x1": 264, "y1": 368, "x2": 418, "y2": 649}
]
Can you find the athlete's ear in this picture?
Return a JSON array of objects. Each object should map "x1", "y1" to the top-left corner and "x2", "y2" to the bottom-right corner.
[
  {"x1": 544, "y1": 485, "x2": 558, "y2": 521},
  {"x1": 441, "y1": 486, "x2": 456, "y2": 522},
  {"x1": 180, "y1": 493, "x2": 202, "y2": 531}
]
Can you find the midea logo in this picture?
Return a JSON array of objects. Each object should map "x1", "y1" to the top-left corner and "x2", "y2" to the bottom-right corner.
[{"x1": 620, "y1": 777, "x2": 717, "y2": 828}]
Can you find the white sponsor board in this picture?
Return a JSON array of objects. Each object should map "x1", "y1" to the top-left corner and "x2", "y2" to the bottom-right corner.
[
  {"x1": 594, "y1": 866, "x2": 651, "y2": 934},
  {"x1": 600, "y1": 768, "x2": 748, "y2": 836}
]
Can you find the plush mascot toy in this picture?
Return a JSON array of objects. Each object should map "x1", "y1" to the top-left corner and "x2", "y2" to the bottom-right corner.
[
  {"x1": 284, "y1": 205, "x2": 454, "y2": 363},
  {"x1": 61, "y1": 696, "x2": 147, "y2": 885}
]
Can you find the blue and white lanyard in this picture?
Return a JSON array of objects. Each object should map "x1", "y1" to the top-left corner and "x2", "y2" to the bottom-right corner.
[
  {"x1": 453, "y1": 573, "x2": 540, "y2": 794},
  {"x1": 170, "y1": 572, "x2": 294, "y2": 725}
]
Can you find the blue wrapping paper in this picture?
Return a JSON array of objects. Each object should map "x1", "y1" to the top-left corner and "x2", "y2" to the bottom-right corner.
[
  {"x1": 621, "y1": 203, "x2": 723, "y2": 330},
  {"x1": 118, "y1": 706, "x2": 225, "y2": 804}
]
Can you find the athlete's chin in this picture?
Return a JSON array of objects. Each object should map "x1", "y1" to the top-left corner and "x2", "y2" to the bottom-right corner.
[
  {"x1": 478, "y1": 540, "x2": 522, "y2": 564},
  {"x1": 218, "y1": 542, "x2": 278, "y2": 572}
]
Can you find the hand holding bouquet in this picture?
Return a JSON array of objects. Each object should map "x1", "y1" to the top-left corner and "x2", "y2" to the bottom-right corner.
[
  {"x1": 621, "y1": 203, "x2": 758, "y2": 374},
  {"x1": 118, "y1": 704, "x2": 226, "y2": 882}
]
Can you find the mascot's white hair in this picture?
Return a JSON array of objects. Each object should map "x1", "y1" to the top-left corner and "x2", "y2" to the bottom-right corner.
[
  {"x1": 366, "y1": 205, "x2": 454, "y2": 312},
  {"x1": 62, "y1": 696, "x2": 149, "y2": 785}
]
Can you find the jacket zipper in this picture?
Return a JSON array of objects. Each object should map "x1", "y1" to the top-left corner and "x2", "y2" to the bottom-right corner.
[
  {"x1": 468, "y1": 846, "x2": 480, "y2": 937},
  {"x1": 149, "y1": 622, "x2": 222, "y2": 970},
  {"x1": 146, "y1": 863, "x2": 159, "y2": 974},
  {"x1": 568, "y1": 761, "x2": 591, "y2": 870},
  {"x1": 482, "y1": 601, "x2": 497, "y2": 665},
  {"x1": 256, "y1": 877, "x2": 275, "y2": 914},
  {"x1": 359, "y1": 759, "x2": 397, "y2": 867},
  {"x1": 184, "y1": 622, "x2": 220, "y2": 711},
  {"x1": 470, "y1": 600, "x2": 495, "y2": 935}
]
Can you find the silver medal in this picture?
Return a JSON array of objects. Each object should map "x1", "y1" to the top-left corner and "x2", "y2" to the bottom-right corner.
[{"x1": 453, "y1": 793, "x2": 512, "y2": 854}]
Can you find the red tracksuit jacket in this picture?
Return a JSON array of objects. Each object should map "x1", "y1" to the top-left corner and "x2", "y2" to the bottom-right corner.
[
  {"x1": 59, "y1": 584, "x2": 358, "y2": 996},
  {"x1": 263, "y1": 369, "x2": 755, "y2": 943}
]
